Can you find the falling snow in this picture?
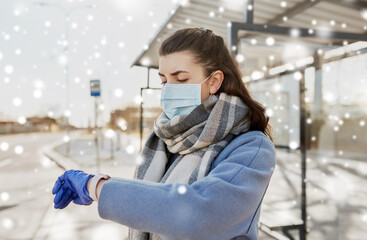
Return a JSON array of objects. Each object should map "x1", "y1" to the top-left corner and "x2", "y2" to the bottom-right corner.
[{"x1": 14, "y1": 145, "x2": 24, "y2": 155}]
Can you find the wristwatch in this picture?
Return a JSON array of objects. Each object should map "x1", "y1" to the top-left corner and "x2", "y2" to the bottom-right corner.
[{"x1": 89, "y1": 173, "x2": 111, "y2": 201}]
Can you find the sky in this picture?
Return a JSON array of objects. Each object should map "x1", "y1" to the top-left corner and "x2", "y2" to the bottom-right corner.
[{"x1": 0, "y1": 0, "x2": 177, "y2": 127}]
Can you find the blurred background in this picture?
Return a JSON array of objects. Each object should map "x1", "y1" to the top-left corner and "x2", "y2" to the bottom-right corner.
[{"x1": 1, "y1": 0, "x2": 367, "y2": 239}]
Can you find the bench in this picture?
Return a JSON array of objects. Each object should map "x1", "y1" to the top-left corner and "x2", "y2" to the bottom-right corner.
[{"x1": 259, "y1": 209, "x2": 304, "y2": 240}]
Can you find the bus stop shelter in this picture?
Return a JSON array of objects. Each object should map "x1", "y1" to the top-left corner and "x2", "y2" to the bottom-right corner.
[{"x1": 131, "y1": 1, "x2": 367, "y2": 239}]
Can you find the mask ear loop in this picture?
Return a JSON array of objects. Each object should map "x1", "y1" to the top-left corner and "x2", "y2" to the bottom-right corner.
[
  {"x1": 207, "y1": 72, "x2": 215, "y2": 99},
  {"x1": 203, "y1": 72, "x2": 215, "y2": 100}
]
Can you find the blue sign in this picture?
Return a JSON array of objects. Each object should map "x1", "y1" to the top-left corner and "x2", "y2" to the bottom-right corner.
[{"x1": 90, "y1": 79, "x2": 101, "y2": 97}]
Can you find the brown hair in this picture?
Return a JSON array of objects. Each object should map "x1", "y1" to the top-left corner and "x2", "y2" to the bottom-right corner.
[{"x1": 159, "y1": 27, "x2": 273, "y2": 142}]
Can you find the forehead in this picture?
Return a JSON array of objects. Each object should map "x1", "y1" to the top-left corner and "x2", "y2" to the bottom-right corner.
[{"x1": 158, "y1": 50, "x2": 201, "y2": 74}]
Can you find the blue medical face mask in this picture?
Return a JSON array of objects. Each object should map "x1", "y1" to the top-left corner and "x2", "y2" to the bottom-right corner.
[{"x1": 160, "y1": 72, "x2": 214, "y2": 120}]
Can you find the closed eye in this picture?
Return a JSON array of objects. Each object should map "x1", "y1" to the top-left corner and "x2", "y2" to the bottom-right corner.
[{"x1": 177, "y1": 79, "x2": 188, "y2": 82}]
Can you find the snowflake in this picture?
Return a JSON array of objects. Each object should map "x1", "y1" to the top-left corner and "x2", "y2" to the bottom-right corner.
[
  {"x1": 63, "y1": 135, "x2": 70, "y2": 142},
  {"x1": 290, "y1": 28, "x2": 300, "y2": 37},
  {"x1": 104, "y1": 129, "x2": 115, "y2": 138},
  {"x1": 235, "y1": 54, "x2": 245, "y2": 63},
  {"x1": 0, "y1": 142, "x2": 9, "y2": 151},
  {"x1": 15, "y1": 49, "x2": 22, "y2": 55},
  {"x1": 118, "y1": 42, "x2": 125, "y2": 48},
  {"x1": 293, "y1": 71, "x2": 302, "y2": 80},
  {"x1": 134, "y1": 95, "x2": 143, "y2": 104},
  {"x1": 33, "y1": 79, "x2": 45, "y2": 89},
  {"x1": 44, "y1": 21, "x2": 51, "y2": 28},
  {"x1": 114, "y1": 88, "x2": 123, "y2": 98},
  {"x1": 289, "y1": 141, "x2": 298, "y2": 150},
  {"x1": 94, "y1": 52, "x2": 101, "y2": 58},
  {"x1": 33, "y1": 90, "x2": 42, "y2": 99},
  {"x1": 126, "y1": 145, "x2": 135, "y2": 154},
  {"x1": 266, "y1": 37, "x2": 275, "y2": 46},
  {"x1": 58, "y1": 55, "x2": 68, "y2": 65},
  {"x1": 4, "y1": 65, "x2": 14, "y2": 74},
  {"x1": 17, "y1": 116, "x2": 26, "y2": 124},
  {"x1": 64, "y1": 110, "x2": 71, "y2": 117},
  {"x1": 178, "y1": 185, "x2": 187, "y2": 194},
  {"x1": 14, "y1": 145, "x2": 24, "y2": 155},
  {"x1": 3, "y1": 33, "x2": 10, "y2": 41},
  {"x1": 0, "y1": 192, "x2": 10, "y2": 201},
  {"x1": 12, "y1": 97, "x2": 22, "y2": 106},
  {"x1": 265, "y1": 109, "x2": 274, "y2": 117},
  {"x1": 2, "y1": 217, "x2": 14, "y2": 229}
]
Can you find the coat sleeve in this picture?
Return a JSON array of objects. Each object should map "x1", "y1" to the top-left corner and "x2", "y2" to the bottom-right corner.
[{"x1": 97, "y1": 135, "x2": 276, "y2": 240}]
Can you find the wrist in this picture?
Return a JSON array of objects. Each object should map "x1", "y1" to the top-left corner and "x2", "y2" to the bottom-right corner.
[
  {"x1": 88, "y1": 174, "x2": 111, "y2": 201},
  {"x1": 96, "y1": 179, "x2": 108, "y2": 199}
]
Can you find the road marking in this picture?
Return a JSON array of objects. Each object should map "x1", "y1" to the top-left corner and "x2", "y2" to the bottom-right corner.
[{"x1": 0, "y1": 158, "x2": 13, "y2": 168}]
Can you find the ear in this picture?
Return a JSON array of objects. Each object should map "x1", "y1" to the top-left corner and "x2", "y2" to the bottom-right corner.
[{"x1": 209, "y1": 70, "x2": 224, "y2": 95}]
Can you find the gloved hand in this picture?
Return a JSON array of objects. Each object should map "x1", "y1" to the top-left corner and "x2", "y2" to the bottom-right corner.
[{"x1": 52, "y1": 170, "x2": 94, "y2": 209}]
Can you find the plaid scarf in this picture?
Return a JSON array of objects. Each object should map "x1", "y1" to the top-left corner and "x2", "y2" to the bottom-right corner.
[{"x1": 129, "y1": 92, "x2": 251, "y2": 240}]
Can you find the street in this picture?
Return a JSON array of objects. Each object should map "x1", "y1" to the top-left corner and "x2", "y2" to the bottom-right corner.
[
  {"x1": 0, "y1": 132, "x2": 65, "y2": 239},
  {"x1": 0, "y1": 132, "x2": 134, "y2": 240}
]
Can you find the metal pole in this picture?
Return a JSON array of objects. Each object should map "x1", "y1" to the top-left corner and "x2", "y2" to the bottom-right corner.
[
  {"x1": 117, "y1": 129, "x2": 120, "y2": 150},
  {"x1": 299, "y1": 71, "x2": 307, "y2": 240},
  {"x1": 110, "y1": 138, "x2": 114, "y2": 159},
  {"x1": 227, "y1": 20, "x2": 239, "y2": 57},
  {"x1": 228, "y1": 0, "x2": 254, "y2": 58},
  {"x1": 139, "y1": 68, "x2": 151, "y2": 153},
  {"x1": 94, "y1": 98, "x2": 100, "y2": 172},
  {"x1": 243, "y1": 0, "x2": 254, "y2": 24},
  {"x1": 147, "y1": 67, "x2": 151, "y2": 88},
  {"x1": 139, "y1": 87, "x2": 143, "y2": 153},
  {"x1": 65, "y1": 11, "x2": 71, "y2": 156}
]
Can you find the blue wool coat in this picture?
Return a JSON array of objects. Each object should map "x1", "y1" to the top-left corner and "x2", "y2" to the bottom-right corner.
[{"x1": 98, "y1": 130, "x2": 276, "y2": 240}]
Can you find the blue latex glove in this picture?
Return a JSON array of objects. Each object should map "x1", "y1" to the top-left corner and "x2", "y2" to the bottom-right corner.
[{"x1": 52, "y1": 170, "x2": 94, "y2": 209}]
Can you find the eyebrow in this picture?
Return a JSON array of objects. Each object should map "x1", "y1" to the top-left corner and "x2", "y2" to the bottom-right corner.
[{"x1": 158, "y1": 70, "x2": 189, "y2": 76}]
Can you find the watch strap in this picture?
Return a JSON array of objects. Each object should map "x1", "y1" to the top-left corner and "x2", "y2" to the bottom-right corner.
[{"x1": 89, "y1": 173, "x2": 111, "y2": 201}]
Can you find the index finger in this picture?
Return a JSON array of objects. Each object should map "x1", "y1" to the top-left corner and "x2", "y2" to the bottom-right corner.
[{"x1": 52, "y1": 174, "x2": 66, "y2": 195}]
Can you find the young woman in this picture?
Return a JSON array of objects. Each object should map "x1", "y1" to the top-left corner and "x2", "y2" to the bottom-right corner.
[{"x1": 52, "y1": 27, "x2": 276, "y2": 240}]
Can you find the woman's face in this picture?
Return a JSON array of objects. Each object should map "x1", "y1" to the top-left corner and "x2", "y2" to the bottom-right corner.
[{"x1": 158, "y1": 50, "x2": 212, "y2": 103}]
